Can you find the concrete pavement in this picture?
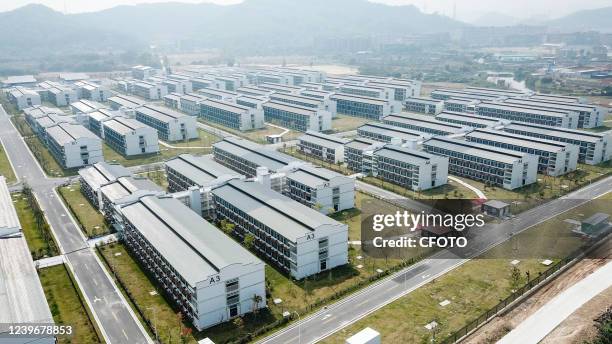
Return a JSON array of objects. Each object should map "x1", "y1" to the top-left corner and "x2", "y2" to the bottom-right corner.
[
  {"x1": 0, "y1": 106, "x2": 152, "y2": 344},
  {"x1": 499, "y1": 260, "x2": 612, "y2": 344},
  {"x1": 258, "y1": 175, "x2": 612, "y2": 344}
]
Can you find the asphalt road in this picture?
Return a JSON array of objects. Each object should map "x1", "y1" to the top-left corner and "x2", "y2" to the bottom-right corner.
[
  {"x1": 258, "y1": 176, "x2": 612, "y2": 344},
  {"x1": 0, "y1": 106, "x2": 151, "y2": 344}
]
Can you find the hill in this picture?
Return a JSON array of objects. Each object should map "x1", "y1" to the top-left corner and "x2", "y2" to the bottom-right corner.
[{"x1": 546, "y1": 7, "x2": 612, "y2": 33}]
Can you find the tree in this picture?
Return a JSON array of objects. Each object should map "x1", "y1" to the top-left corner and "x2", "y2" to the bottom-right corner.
[
  {"x1": 251, "y1": 294, "x2": 263, "y2": 316},
  {"x1": 220, "y1": 219, "x2": 236, "y2": 235},
  {"x1": 243, "y1": 233, "x2": 255, "y2": 250},
  {"x1": 232, "y1": 316, "x2": 244, "y2": 329},
  {"x1": 509, "y1": 266, "x2": 522, "y2": 291}
]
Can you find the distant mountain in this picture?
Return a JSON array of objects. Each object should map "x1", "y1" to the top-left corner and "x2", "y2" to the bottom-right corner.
[
  {"x1": 546, "y1": 6, "x2": 612, "y2": 33},
  {"x1": 0, "y1": 0, "x2": 465, "y2": 58}
]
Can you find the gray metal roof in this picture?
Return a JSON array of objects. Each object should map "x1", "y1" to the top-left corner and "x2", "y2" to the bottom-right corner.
[
  {"x1": 71, "y1": 99, "x2": 106, "y2": 113},
  {"x1": 270, "y1": 93, "x2": 323, "y2": 106},
  {"x1": 104, "y1": 117, "x2": 150, "y2": 135},
  {"x1": 345, "y1": 137, "x2": 382, "y2": 151},
  {"x1": 23, "y1": 105, "x2": 63, "y2": 118},
  {"x1": 100, "y1": 176, "x2": 162, "y2": 203},
  {"x1": 108, "y1": 94, "x2": 146, "y2": 108},
  {"x1": 88, "y1": 109, "x2": 116, "y2": 122},
  {"x1": 298, "y1": 131, "x2": 349, "y2": 149},
  {"x1": 46, "y1": 123, "x2": 98, "y2": 145},
  {"x1": 0, "y1": 177, "x2": 20, "y2": 235},
  {"x1": 478, "y1": 102, "x2": 573, "y2": 118},
  {"x1": 504, "y1": 98, "x2": 598, "y2": 113},
  {"x1": 504, "y1": 122, "x2": 609, "y2": 143},
  {"x1": 405, "y1": 96, "x2": 443, "y2": 104},
  {"x1": 78, "y1": 162, "x2": 132, "y2": 191},
  {"x1": 286, "y1": 165, "x2": 346, "y2": 188},
  {"x1": 467, "y1": 128, "x2": 571, "y2": 152},
  {"x1": 137, "y1": 104, "x2": 189, "y2": 123},
  {"x1": 2, "y1": 75, "x2": 36, "y2": 85},
  {"x1": 383, "y1": 113, "x2": 465, "y2": 133},
  {"x1": 212, "y1": 180, "x2": 343, "y2": 241},
  {"x1": 262, "y1": 101, "x2": 317, "y2": 116},
  {"x1": 374, "y1": 144, "x2": 441, "y2": 164},
  {"x1": 358, "y1": 122, "x2": 424, "y2": 140},
  {"x1": 0, "y1": 236, "x2": 54, "y2": 328},
  {"x1": 331, "y1": 93, "x2": 387, "y2": 105},
  {"x1": 213, "y1": 137, "x2": 296, "y2": 171},
  {"x1": 166, "y1": 154, "x2": 241, "y2": 187},
  {"x1": 424, "y1": 137, "x2": 530, "y2": 164},
  {"x1": 435, "y1": 111, "x2": 501, "y2": 127},
  {"x1": 201, "y1": 98, "x2": 250, "y2": 113},
  {"x1": 120, "y1": 195, "x2": 261, "y2": 285}
]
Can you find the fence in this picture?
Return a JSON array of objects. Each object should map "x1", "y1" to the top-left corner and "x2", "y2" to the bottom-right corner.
[{"x1": 440, "y1": 232, "x2": 610, "y2": 344}]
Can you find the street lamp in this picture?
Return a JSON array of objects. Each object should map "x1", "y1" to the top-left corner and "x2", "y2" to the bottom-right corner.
[
  {"x1": 292, "y1": 311, "x2": 301, "y2": 344},
  {"x1": 147, "y1": 307, "x2": 158, "y2": 343}
]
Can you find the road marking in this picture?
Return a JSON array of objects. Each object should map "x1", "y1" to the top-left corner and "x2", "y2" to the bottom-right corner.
[
  {"x1": 421, "y1": 274, "x2": 430, "y2": 279},
  {"x1": 122, "y1": 328, "x2": 129, "y2": 340},
  {"x1": 322, "y1": 314, "x2": 332, "y2": 320},
  {"x1": 93, "y1": 296, "x2": 102, "y2": 303}
]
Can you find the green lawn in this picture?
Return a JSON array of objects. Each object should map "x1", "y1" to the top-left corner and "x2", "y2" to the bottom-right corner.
[
  {"x1": 162, "y1": 129, "x2": 220, "y2": 148},
  {"x1": 361, "y1": 176, "x2": 478, "y2": 200},
  {"x1": 11, "y1": 114, "x2": 35, "y2": 137},
  {"x1": 24, "y1": 136, "x2": 76, "y2": 177},
  {"x1": 58, "y1": 182, "x2": 109, "y2": 238},
  {"x1": 103, "y1": 140, "x2": 214, "y2": 168},
  {"x1": 282, "y1": 146, "x2": 353, "y2": 175},
  {"x1": 330, "y1": 115, "x2": 371, "y2": 133},
  {"x1": 200, "y1": 119, "x2": 302, "y2": 144},
  {"x1": 0, "y1": 140, "x2": 16, "y2": 183},
  {"x1": 321, "y1": 194, "x2": 610, "y2": 343},
  {"x1": 12, "y1": 192, "x2": 59, "y2": 259},
  {"x1": 136, "y1": 169, "x2": 168, "y2": 190},
  {"x1": 0, "y1": 93, "x2": 20, "y2": 115},
  {"x1": 39, "y1": 265, "x2": 101, "y2": 344}
]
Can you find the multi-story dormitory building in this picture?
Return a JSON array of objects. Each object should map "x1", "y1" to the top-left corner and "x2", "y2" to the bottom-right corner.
[
  {"x1": 108, "y1": 94, "x2": 146, "y2": 111},
  {"x1": 382, "y1": 113, "x2": 471, "y2": 136},
  {"x1": 262, "y1": 101, "x2": 332, "y2": 132},
  {"x1": 236, "y1": 86, "x2": 274, "y2": 97},
  {"x1": 501, "y1": 122, "x2": 612, "y2": 165},
  {"x1": 99, "y1": 176, "x2": 163, "y2": 223},
  {"x1": 269, "y1": 92, "x2": 338, "y2": 118},
  {"x1": 212, "y1": 137, "x2": 299, "y2": 178},
  {"x1": 36, "y1": 81, "x2": 79, "y2": 106},
  {"x1": 147, "y1": 76, "x2": 192, "y2": 95},
  {"x1": 79, "y1": 162, "x2": 132, "y2": 208},
  {"x1": 215, "y1": 76, "x2": 246, "y2": 91},
  {"x1": 254, "y1": 72, "x2": 292, "y2": 85},
  {"x1": 5, "y1": 86, "x2": 41, "y2": 110},
  {"x1": 331, "y1": 94, "x2": 400, "y2": 120},
  {"x1": 423, "y1": 137, "x2": 538, "y2": 190},
  {"x1": 284, "y1": 165, "x2": 355, "y2": 214},
  {"x1": 200, "y1": 99, "x2": 265, "y2": 131},
  {"x1": 297, "y1": 131, "x2": 349, "y2": 164},
  {"x1": 357, "y1": 122, "x2": 429, "y2": 146},
  {"x1": 430, "y1": 88, "x2": 503, "y2": 102},
  {"x1": 46, "y1": 123, "x2": 103, "y2": 168},
  {"x1": 134, "y1": 104, "x2": 198, "y2": 142},
  {"x1": 435, "y1": 111, "x2": 506, "y2": 129},
  {"x1": 372, "y1": 144, "x2": 449, "y2": 191},
  {"x1": 257, "y1": 83, "x2": 303, "y2": 95},
  {"x1": 404, "y1": 97, "x2": 444, "y2": 115},
  {"x1": 179, "y1": 93, "x2": 207, "y2": 116},
  {"x1": 196, "y1": 87, "x2": 239, "y2": 102},
  {"x1": 31, "y1": 113, "x2": 74, "y2": 141},
  {"x1": 235, "y1": 95, "x2": 267, "y2": 110},
  {"x1": 502, "y1": 98, "x2": 605, "y2": 129},
  {"x1": 442, "y1": 98, "x2": 480, "y2": 113},
  {"x1": 86, "y1": 109, "x2": 119, "y2": 138},
  {"x1": 102, "y1": 117, "x2": 160, "y2": 156},
  {"x1": 163, "y1": 93, "x2": 181, "y2": 110},
  {"x1": 23, "y1": 105, "x2": 63, "y2": 130},
  {"x1": 190, "y1": 77, "x2": 222, "y2": 91},
  {"x1": 465, "y1": 128, "x2": 579, "y2": 176},
  {"x1": 73, "y1": 80, "x2": 110, "y2": 102},
  {"x1": 116, "y1": 194, "x2": 266, "y2": 330},
  {"x1": 476, "y1": 102, "x2": 579, "y2": 129},
  {"x1": 133, "y1": 80, "x2": 168, "y2": 100},
  {"x1": 165, "y1": 154, "x2": 243, "y2": 193},
  {"x1": 366, "y1": 79, "x2": 421, "y2": 102},
  {"x1": 131, "y1": 65, "x2": 157, "y2": 80},
  {"x1": 211, "y1": 179, "x2": 348, "y2": 280},
  {"x1": 344, "y1": 138, "x2": 386, "y2": 174},
  {"x1": 338, "y1": 84, "x2": 395, "y2": 101}
]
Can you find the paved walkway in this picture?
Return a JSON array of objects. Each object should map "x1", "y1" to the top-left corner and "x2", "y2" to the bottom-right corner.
[
  {"x1": 265, "y1": 122, "x2": 290, "y2": 136},
  {"x1": 499, "y1": 260, "x2": 612, "y2": 344},
  {"x1": 158, "y1": 140, "x2": 211, "y2": 149},
  {"x1": 448, "y1": 176, "x2": 487, "y2": 199}
]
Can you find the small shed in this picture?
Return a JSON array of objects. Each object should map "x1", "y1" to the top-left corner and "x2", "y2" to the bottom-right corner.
[
  {"x1": 266, "y1": 134, "x2": 283, "y2": 144},
  {"x1": 482, "y1": 200, "x2": 510, "y2": 218},
  {"x1": 580, "y1": 213, "x2": 610, "y2": 236},
  {"x1": 346, "y1": 327, "x2": 381, "y2": 344}
]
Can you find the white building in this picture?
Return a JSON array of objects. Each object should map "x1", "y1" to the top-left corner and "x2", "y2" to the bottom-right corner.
[
  {"x1": 344, "y1": 138, "x2": 386, "y2": 174},
  {"x1": 465, "y1": 128, "x2": 579, "y2": 176},
  {"x1": 78, "y1": 162, "x2": 132, "y2": 209},
  {"x1": 179, "y1": 93, "x2": 208, "y2": 116},
  {"x1": 435, "y1": 111, "x2": 506, "y2": 129},
  {"x1": 357, "y1": 122, "x2": 429, "y2": 146},
  {"x1": 331, "y1": 94, "x2": 400, "y2": 120},
  {"x1": 70, "y1": 99, "x2": 107, "y2": 126},
  {"x1": 297, "y1": 131, "x2": 349, "y2": 164},
  {"x1": 212, "y1": 179, "x2": 348, "y2": 280},
  {"x1": 0, "y1": 176, "x2": 20, "y2": 237},
  {"x1": 200, "y1": 98, "x2": 265, "y2": 131},
  {"x1": 102, "y1": 117, "x2": 160, "y2": 156},
  {"x1": 504, "y1": 97, "x2": 605, "y2": 129},
  {"x1": 46, "y1": 123, "x2": 103, "y2": 168},
  {"x1": 476, "y1": 102, "x2": 579, "y2": 129},
  {"x1": 37, "y1": 81, "x2": 79, "y2": 106},
  {"x1": 131, "y1": 65, "x2": 157, "y2": 80},
  {"x1": 108, "y1": 94, "x2": 146, "y2": 111},
  {"x1": 262, "y1": 101, "x2": 332, "y2": 132},
  {"x1": 133, "y1": 80, "x2": 168, "y2": 100},
  {"x1": 197, "y1": 87, "x2": 239, "y2": 102},
  {"x1": 502, "y1": 122, "x2": 612, "y2": 165},
  {"x1": 382, "y1": 113, "x2": 471, "y2": 136},
  {"x1": 270, "y1": 92, "x2": 337, "y2": 118},
  {"x1": 404, "y1": 97, "x2": 444, "y2": 115},
  {"x1": 284, "y1": 165, "x2": 355, "y2": 214},
  {"x1": 117, "y1": 194, "x2": 266, "y2": 330},
  {"x1": 373, "y1": 144, "x2": 448, "y2": 191},
  {"x1": 134, "y1": 104, "x2": 198, "y2": 142},
  {"x1": 423, "y1": 137, "x2": 538, "y2": 190},
  {"x1": 74, "y1": 80, "x2": 111, "y2": 102},
  {"x1": 6, "y1": 86, "x2": 41, "y2": 110}
]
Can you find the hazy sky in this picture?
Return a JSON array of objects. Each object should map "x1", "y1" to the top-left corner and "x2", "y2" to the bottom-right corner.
[{"x1": 2, "y1": 0, "x2": 611, "y2": 22}]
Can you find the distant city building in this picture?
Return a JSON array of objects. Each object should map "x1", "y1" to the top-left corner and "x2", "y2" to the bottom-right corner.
[{"x1": 131, "y1": 65, "x2": 157, "y2": 80}]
